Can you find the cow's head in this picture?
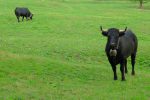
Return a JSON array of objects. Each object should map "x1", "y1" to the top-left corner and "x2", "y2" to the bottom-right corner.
[
  {"x1": 100, "y1": 26, "x2": 127, "y2": 56},
  {"x1": 29, "y1": 13, "x2": 33, "y2": 20}
]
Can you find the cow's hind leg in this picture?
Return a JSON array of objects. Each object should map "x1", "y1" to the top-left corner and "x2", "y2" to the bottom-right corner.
[
  {"x1": 120, "y1": 59, "x2": 126, "y2": 81},
  {"x1": 131, "y1": 54, "x2": 136, "y2": 75},
  {"x1": 125, "y1": 59, "x2": 128, "y2": 74}
]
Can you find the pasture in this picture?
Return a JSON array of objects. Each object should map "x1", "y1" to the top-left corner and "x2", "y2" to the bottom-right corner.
[{"x1": 0, "y1": 0, "x2": 150, "y2": 99}]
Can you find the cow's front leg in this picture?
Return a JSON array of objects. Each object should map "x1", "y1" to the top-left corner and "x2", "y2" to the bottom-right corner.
[
  {"x1": 17, "y1": 16, "x2": 20, "y2": 22},
  {"x1": 22, "y1": 16, "x2": 24, "y2": 21},
  {"x1": 120, "y1": 60, "x2": 126, "y2": 81},
  {"x1": 111, "y1": 65, "x2": 117, "y2": 80},
  {"x1": 26, "y1": 16, "x2": 28, "y2": 20}
]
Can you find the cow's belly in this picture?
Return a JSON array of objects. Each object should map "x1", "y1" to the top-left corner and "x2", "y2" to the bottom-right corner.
[
  {"x1": 121, "y1": 39, "x2": 134, "y2": 58},
  {"x1": 20, "y1": 13, "x2": 27, "y2": 16}
]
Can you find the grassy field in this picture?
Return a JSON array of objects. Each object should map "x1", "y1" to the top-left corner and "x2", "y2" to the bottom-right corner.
[{"x1": 0, "y1": 0, "x2": 150, "y2": 99}]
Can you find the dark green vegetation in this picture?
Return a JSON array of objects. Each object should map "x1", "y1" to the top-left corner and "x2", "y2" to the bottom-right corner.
[
  {"x1": 131, "y1": 0, "x2": 149, "y2": 8},
  {"x1": 0, "y1": 0, "x2": 150, "y2": 99}
]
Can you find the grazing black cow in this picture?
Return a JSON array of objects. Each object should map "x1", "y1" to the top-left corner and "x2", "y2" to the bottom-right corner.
[
  {"x1": 15, "y1": 7, "x2": 33, "y2": 22},
  {"x1": 100, "y1": 26, "x2": 138, "y2": 81}
]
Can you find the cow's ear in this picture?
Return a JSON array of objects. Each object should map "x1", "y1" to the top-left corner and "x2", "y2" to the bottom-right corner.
[
  {"x1": 100, "y1": 26, "x2": 108, "y2": 36},
  {"x1": 102, "y1": 31, "x2": 108, "y2": 36},
  {"x1": 119, "y1": 31, "x2": 125, "y2": 36},
  {"x1": 119, "y1": 27, "x2": 127, "y2": 36}
]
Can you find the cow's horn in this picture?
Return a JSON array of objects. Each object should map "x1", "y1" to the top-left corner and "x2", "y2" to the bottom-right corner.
[
  {"x1": 100, "y1": 26, "x2": 103, "y2": 31},
  {"x1": 119, "y1": 27, "x2": 127, "y2": 32},
  {"x1": 100, "y1": 26, "x2": 108, "y2": 32}
]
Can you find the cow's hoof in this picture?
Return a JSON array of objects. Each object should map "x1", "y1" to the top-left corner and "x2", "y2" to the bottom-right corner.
[
  {"x1": 121, "y1": 79, "x2": 126, "y2": 81},
  {"x1": 131, "y1": 71, "x2": 135, "y2": 75},
  {"x1": 114, "y1": 77, "x2": 118, "y2": 80},
  {"x1": 121, "y1": 77, "x2": 126, "y2": 81},
  {"x1": 122, "y1": 78, "x2": 126, "y2": 81}
]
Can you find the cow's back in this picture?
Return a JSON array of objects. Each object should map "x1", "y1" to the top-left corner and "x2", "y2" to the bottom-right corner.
[
  {"x1": 119, "y1": 30, "x2": 138, "y2": 58},
  {"x1": 125, "y1": 30, "x2": 138, "y2": 53},
  {"x1": 15, "y1": 7, "x2": 30, "y2": 16},
  {"x1": 126, "y1": 30, "x2": 138, "y2": 51}
]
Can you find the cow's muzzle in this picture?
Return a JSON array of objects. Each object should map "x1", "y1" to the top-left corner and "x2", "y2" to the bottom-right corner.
[{"x1": 109, "y1": 49, "x2": 117, "y2": 57}]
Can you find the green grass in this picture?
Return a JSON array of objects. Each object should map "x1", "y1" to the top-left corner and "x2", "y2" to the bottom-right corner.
[{"x1": 0, "y1": 0, "x2": 150, "y2": 99}]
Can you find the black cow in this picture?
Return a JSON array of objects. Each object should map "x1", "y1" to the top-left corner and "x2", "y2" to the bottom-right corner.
[
  {"x1": 100, "y1": 26, "x2": 138, "y2": 81},
  {"x1": 15, "y1": 7, "x2": 33, "y2": 22}
]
